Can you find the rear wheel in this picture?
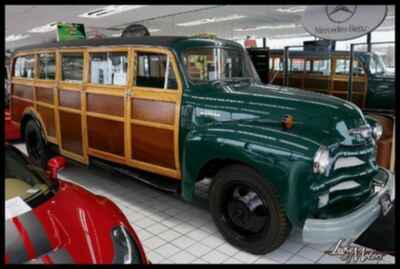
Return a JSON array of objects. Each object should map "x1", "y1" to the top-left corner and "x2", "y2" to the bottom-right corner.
[
  {"x1": 209, "y1": 164, "x2": 291, "y2": 254},
  {"x1": 25, "y1": 119, "x2": 50, "y2": 168}
]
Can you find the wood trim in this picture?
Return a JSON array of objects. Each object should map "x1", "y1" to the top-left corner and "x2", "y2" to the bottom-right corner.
[
  {"x1": 131, "y1": 119, "x2": 174, "y2": 130},
  {"x1": 86, "y1": 87, "x2": 125, "y2": 96},
  {"x1": 48, "y1": 136, "x2": 57, "y2": 144},
  {"x1": 11, "y1": 95, "x2": 32, "y2": 103},
  {"x1": 86, "y1": 111, "x2": 124, "y2": 122},
  {"x1": 88, "y1": 148, "x2": 126, "y2": 166},
  {"x1": 58, "y1": 106, "x2": 82, "y2": 114},
  {"x1": 127, "y1": 159, "x2": 180, "y2": 179},
  {"x1": 36, "y1": 101, "x2": 54, "y2": 109},
  {"x1": 60, "y1": 149, "x2": 87, "y2": 163},
  {"x1": 132, "y1": 90, "x2": 178, "y2": 102}
]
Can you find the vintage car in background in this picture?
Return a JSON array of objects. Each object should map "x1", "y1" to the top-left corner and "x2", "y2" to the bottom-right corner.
[
  {"x1": 5, "y1": 144, "x2": 148, "y2": 264},
  {"x1": 9, "y1": 36, "x2": 395, "y2": 254},
  {"x1": 262, "y1": 49, "x2": 396, "y2": 170}
]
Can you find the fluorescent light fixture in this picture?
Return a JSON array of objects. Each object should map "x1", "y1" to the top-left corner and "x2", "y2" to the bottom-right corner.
[
  {"x1": 29, "y1": 22, "x2": 58, "y2": 33},
  {"x1": 271, "y1": 33, "x2": 311, "y2": 39},
  {"x1": 234, "y1": 24, "x2": 299, "y2": 32},
  {"x1": 276, "y1": 6, "x2": 305, "y2": 13},
  {"x1": 177, "y1": 14, "x2": 246, "y2": 27},
  {"x1": 148, "y1": 28, "x2": 160, "y2": 33},
  {"x1": 79, "y1": 5, "x2": 146, "y2": 18},
  {"x1": 6, "y1": 34, "x2": 30, "y2": 42}
]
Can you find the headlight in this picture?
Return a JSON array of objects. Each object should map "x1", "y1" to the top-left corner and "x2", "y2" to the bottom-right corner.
[
  {"x1": 313, "y1": 146, "x2": 331, "y2": 175},
  {"x1": 111, "y1": 225, "x2": 142, "y2": 264},
  {"x1": 372, "y1": 123, "x2": 383, "y2": 141}
]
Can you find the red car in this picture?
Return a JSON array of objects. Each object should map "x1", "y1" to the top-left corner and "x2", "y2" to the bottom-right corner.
[{"x1": 5, "y1": 144, "x2": 148, "y2": 264}]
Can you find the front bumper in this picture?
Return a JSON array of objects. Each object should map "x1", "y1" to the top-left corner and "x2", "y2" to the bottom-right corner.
[{"x1": 302, "y1": 168, "x2": 395, "y2": 244}]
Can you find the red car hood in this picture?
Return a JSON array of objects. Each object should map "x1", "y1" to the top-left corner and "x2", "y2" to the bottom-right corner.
[{"x1": 5, "y1": 180, "x2": 138, "y2": 264}]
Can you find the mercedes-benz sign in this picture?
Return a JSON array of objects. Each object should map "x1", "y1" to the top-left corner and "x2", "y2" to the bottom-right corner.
[{"x1": 302, "y1": 5, "x2": 388, "y2": 41}]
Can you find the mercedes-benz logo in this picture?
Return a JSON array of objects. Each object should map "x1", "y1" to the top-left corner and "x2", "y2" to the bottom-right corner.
[{"x1": 325, "y1": 5, "x2": 357, "y2": 23}]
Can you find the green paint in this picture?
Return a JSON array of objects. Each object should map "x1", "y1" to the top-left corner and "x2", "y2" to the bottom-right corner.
[{"x1": 163, "y1": 37, "x2": 379, "y2": 228}]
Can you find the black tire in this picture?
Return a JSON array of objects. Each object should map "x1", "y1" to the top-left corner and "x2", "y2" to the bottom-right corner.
[
  {"x1": 209, "y1": 164, "x2": 291, "y2": 254},
  {"x1": 24, "y1": 119, "x2": 50, "y2": 169}
]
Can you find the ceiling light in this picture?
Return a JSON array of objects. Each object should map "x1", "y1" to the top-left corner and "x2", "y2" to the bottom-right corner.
[
  {"x1": 28, "y1": 22, "x2": 58, "y2": 33},
  {"x1": 148, "y1": 28, "x2": 160, "y2": 33},
  {"x1": 234, "y1": 24, "x2": 299, "y2": 31},
  {"x1": 276, "y1": 6, "x2": 305, "y2": 13},
  {"x1": 6, "y1": 34, "x2": 30, "y2": 42},
  {"x1": 78, "y1": 5, "x2": 146, "y2": 18},
  {"x1": 271, "y1": 33, "x2": 311, "y2": 39},
  {"x1": 177, "y1": 14, "x2": 246, "y2": 27}
]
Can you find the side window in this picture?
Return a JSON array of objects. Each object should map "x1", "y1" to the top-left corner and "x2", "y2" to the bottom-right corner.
[
  {"x1": 38, "y1": 53, "x2": 56, "y2": 80},
  {"x1": 306, "y1": 59, "x2": 331, "y2": 76},
  {"x1": 61, "y1": 53, "x2": 84, "y2": 82},
  {"x1": 335, "y1": 58, "x2": 365, "y2": 76},
  {"x1": 136, "y1": 52, "x2": 177, "y2": 90},
  {"x1": 269, "y1": 57, "x2": 273, "y2": 71},
  {"x1": 274, "y1": 58, "x2": 283, "y2": 71},
  {"x1": 14, "y1": 55, "x2": 36, "y2": 79},
  {"x1": 90, "y1": 52, "x2": 128, "y2": 85},
  {"x1": 289, "y1": 58, "x2": 304, "y2": 73}
]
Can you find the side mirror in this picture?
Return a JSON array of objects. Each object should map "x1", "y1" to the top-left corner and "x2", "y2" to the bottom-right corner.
[{"x1": 47, "y1": 156, "x2": 67, "y2": 181}]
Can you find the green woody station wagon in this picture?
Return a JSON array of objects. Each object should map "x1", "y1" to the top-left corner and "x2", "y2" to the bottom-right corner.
[{"x1": 11, "y1": 35, "x2": 395, "y2": 254}]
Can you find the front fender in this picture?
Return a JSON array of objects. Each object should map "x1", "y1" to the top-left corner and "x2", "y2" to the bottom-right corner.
[{"x1": 181, "y1": 122, "x2": 319, "y2": 227}]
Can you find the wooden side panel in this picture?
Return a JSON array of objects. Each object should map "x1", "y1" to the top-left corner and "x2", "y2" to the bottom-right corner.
[
  {"x1": 87, "y1": 116, "x2": 124, "y2": 156},
  {"x1": 132, "y1": 99, "x2": 175, "y2": 125},
  {"x1": 37, "y1": 105, "x2": 56, "y2": 137},
  {"x1": 11, "y1": 97, "x2": 32, "y2": 122},
  {"x1": 13, "y1": 84, "x2": 33, "y2": 100},
  {"x1": 87, "y1": 93, "x2": 124, "y2": 117},
  {"x1": 131, "y1": 124, "x2": 175, "y2": 169},
  {"x1": 36, "y1": 87, "x2": 54, "y2": 104},
  {"x1": 59, "y1": 111, "x2": 83, "y2": 155},
  {"x1": 304, "y1": 78, "x2": 330, "y2": 91},
  {"x1": 59, "y1": 90, "x2": 81, "y2": 109}
]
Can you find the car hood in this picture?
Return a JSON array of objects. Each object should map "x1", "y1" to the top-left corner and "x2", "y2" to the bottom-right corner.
[
  {"x1": 188, "y1": 81, "x2": 370, "y2": 147},
  {"x1": 5, "y1": 180, "x2": 127, "y2": 264}
]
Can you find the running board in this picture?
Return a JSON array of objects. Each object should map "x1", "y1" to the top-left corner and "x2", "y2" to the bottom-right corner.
[{"x1": 89, "y1": 157, "x2": 180, "y2": 193}]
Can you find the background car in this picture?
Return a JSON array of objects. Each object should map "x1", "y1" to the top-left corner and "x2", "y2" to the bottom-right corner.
[{"x1": 4, "y1": 144, "x2": 148, "y2": 264}]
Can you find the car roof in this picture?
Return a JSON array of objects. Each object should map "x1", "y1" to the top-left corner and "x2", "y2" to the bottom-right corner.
[{"x1": 13, "y1": 36, "x2": 242, "y2": 53}]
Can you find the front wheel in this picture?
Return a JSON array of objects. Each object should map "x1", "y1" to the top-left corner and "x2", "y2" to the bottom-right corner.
[
  {"x1": 209, "y1": 164, "x2": 291, "y2": 254},
  {"x1": 24, "y1": 119, "x2": 50, "y2": 169}
]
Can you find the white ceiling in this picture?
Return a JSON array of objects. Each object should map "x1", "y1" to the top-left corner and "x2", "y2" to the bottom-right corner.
[{"x1": 5, "y1": 5, "x2": 395, "y2": 51}]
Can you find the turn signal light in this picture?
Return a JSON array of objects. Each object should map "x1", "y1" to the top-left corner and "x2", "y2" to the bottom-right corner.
[{"x1": 282, "y1": 115, "x2": 294, "y2": 129}]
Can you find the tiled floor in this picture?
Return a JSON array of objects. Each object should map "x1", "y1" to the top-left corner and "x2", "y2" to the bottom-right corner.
[{"x1": 13, "y1": 142, "x2": 395, "y2": 264}]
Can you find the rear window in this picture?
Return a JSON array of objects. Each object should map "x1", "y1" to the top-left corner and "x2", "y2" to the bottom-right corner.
[{"x1": 14, "y1": 55, "x2": 36, "y2": 79}]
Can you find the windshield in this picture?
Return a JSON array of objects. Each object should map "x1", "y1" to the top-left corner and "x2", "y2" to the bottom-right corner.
[
  {"x1": 182, "y1": 47, "x2": 260, "y2": 83},
  {"x1": 5, "y1": 146, "x2": 52, "y2": 205},
  {"x1": 368, "y1": 53, "x2": 387, "y2": 75}
]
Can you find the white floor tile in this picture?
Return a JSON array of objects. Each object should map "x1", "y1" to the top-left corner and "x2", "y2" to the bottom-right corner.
[
  {"x1": 202, "y1": 250, "x2": 229, "y2": 264},
  {"x1": 171, "y1": 235, "x2": 197, "y2": 249},
  {"x1": 169, "y1": 251, "x2": 197, "y2": 263},
  {"x1": 286, "y1": 255, "x2": 314, "y2": 264},
  {"x1": 158, "y1": 229, "x2": 182, "y2": 241},
  {"x1": 200, "y1": 235, "x2": 225, "y2": 249},
  {"x1": 146, "y1": 222, "x2": 170, "y2": 235},
  {"x1": 295, "y1": 246, "x2": 324, "y2": 262},
  {"x1": 186, "y1": 243, "x2": 212, "y2": 257},
  {"x1": 143, "y1": 236, "x2": 166, "y2": 251},
  {"x1": 215, "y1": 243, "x2": 240, "y2": 256},
  {"x1": 154, "y1": 243, "x2": 181, "y2": 258},
  {"x1": 186, "y1": 229, "x2": 211, "y2": 241}
]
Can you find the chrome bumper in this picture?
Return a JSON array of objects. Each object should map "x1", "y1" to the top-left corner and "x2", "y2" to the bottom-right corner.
[{"x1": 303, "y1": 168, "x2": 395, "y2": 244}]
